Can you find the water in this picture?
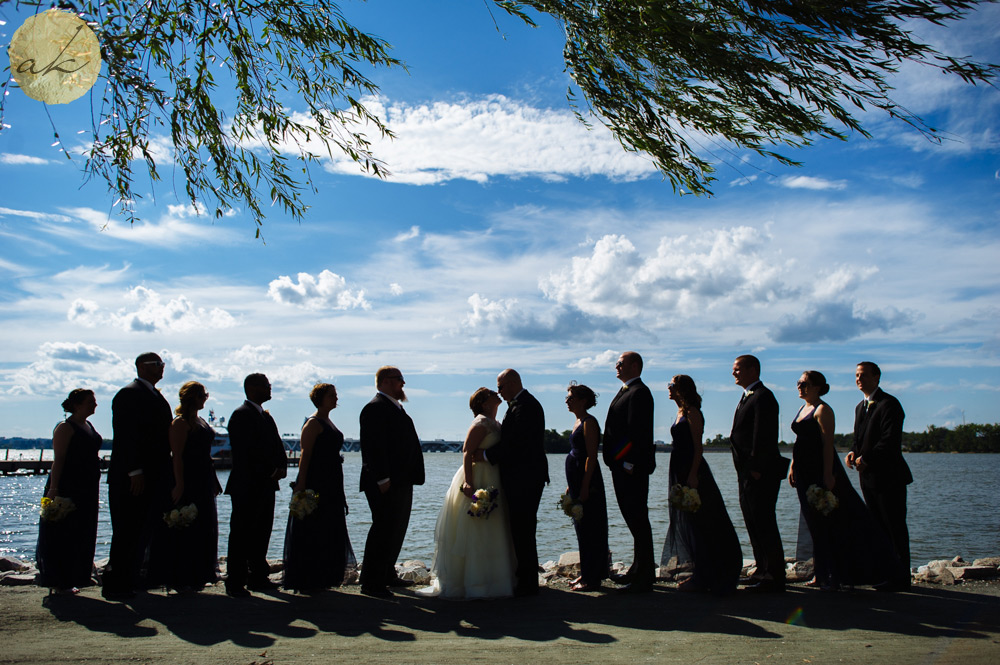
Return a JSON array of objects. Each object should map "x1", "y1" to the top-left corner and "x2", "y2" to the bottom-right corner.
[{"x1": 2, "y1": 453, "x2": 998, "y2": 568}]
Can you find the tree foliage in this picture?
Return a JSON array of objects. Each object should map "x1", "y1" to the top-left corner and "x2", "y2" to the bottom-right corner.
[
  {"x1": 509, "y1": 0, "x2": 999, "y2": 194},
  {"x1": 1, "y1": 0, "x2": 997, "y2": 233}
]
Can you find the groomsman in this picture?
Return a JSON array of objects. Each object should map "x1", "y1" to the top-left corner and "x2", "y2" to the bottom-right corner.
[
  {"x1": 603, "y1": 351, "x2": 655, "y2": 593},
  {"x1": 224, "y1": 373, "x2": 287, "y2": 597},
  {"x1": 730, "y1": 354, "x2": 788, "y2": 592},
  {"x1": 103, "y1": 352, "x2": 172, "y2": 599},
  {"x1": 483, "y1": 369, "x2": 548, "y2": 596},
  {"x1": 847, "y1": 361, "x2": 913, "y2": 591},
  {"x1": 359, "y1": 366, "x2": 425, "y2": 599}
]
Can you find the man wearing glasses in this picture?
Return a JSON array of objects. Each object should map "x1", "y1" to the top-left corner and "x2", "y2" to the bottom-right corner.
[
  {"x1": 359, "y1": 366, "x2": 425, "y2": 598},
  {"x1": 103, "y1": 352, "x2": 172, "y2": 599}
]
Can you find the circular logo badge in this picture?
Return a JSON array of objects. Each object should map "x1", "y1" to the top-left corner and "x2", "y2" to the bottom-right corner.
[{"x1": 8, "y1": 9, "x2": 102, "y2": 104}]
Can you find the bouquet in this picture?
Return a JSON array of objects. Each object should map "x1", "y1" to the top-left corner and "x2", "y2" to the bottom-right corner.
[
  {"x1": 289, "y1": 489, "x2": 320, "y2": 520},
  {"x1": 806, "y1": 485, "x2": 839, "y2": 516},
  {"x1": 163, "y1": 503, "x2": 198, "y2": 528},
  {"x1": 40, "y1": 496, "x2": 76, "y2": 522},
  {"x1": 668, "y1": 484, "x2": 701, "y2": 513},
  {"x1": 557, "y1": 493, "x2": 583, "y2": 523},
  {"x1": 467, "y1": 486, "x2": 499, "y2": 519}
]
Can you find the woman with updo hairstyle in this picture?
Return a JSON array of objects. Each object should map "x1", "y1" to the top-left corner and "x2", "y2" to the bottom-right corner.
[
  {"x1": 563, "y1": 382, "x2": 609, "y2": 591},
  {"x1": 418, "y1": 386, "x2": 515, "y2": 599},
  {"x1": 789, "y1": 370, "x2": 897, "y2": 590},
  {"x1": 36, "y1": 389, "x2": 102, "y2": 594},
  {"x1": 155, "y1": 381, "x2": 221, "y2": 592},
  {"x1": 660, "y1": 375, "x2": 742, "y2": 595},
  {"x1": 282, "y1": 383, "x2": 355, "y2": 592}
]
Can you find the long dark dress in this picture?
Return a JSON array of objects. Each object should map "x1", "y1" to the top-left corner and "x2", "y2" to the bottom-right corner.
[
  {"x1": 282, "y1": 417, "x2": 355, "y2": 591},
  {"x1": 36, "y1": 419, "x2": 102, "y2": 589},
  {"x1": 661, "y1": 414, "x2": 742, "y2": 594},
  {"x1": 564, "y1": 415, "x2": 609, "y2": 586},
  {"x1": 791, "y1": 405, "x2": 897, "y2": 587},
  {"x1": 162, "y1": 417, "x2": 220, "y2": 589}
]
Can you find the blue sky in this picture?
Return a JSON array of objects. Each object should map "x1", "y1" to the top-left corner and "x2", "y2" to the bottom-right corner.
[{"x1": 1, "y1": 1, "x2": 998, "y2": 443}]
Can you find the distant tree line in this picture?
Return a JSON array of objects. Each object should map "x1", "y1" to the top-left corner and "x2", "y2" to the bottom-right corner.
[{"x1": 543, "y1": 424, "x2": 1000, "y2": 454}]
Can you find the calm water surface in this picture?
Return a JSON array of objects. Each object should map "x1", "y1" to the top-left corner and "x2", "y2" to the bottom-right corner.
[{"x1": 2, "y1": 453, "x2": 998, "y2": 568}]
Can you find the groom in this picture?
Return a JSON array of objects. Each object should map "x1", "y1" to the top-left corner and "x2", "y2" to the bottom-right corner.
[{"x1": 482, "y1": 369, "x2": 548, "y2": 596}]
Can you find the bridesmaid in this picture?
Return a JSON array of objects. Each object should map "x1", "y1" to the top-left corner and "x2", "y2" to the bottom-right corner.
[
  {"x1": 789, "y1": 370, "x2": 897, "y2": 590},
  {"x1": 282, "y1": 383, "x2": 354, "y2": 592},
  {"x1": 564, "y1": 383, "x2": 609, "y2": 592},
  {"x1": 159, "y1": 381, "x2": 221, "y2": 592},
  {"x1": 660, "y1": 375, "x2": 742, "y2": 594},
  {"x1": 36, "y1": 389, "x2": 102, "y2": 594}
]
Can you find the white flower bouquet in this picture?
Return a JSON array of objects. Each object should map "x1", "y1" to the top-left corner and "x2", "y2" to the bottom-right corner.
[
  {"x1": 557, "y1": 492, "x2": 584, "y2": 523},
  {"x1": 668, "y1": 484, "x2": 702, "y2": 513},
  {"x1": 40, "y1": 496, "x2": 76, "y2": 522},
  {"x1": 467, "y1": 486, "x2": 499, "y2": 519},
  {"x1": 289, "y1": 489, "x2": 320, "y2": 520},
  {"x1": 806, "y1": 484, "x2": 839, "y2": 516},
  {"x1": 163, "y1": 503, "x2": 198, "y2": 528}
]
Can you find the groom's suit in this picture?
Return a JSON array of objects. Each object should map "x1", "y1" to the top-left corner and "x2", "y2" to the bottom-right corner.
[
  {"x1": 730, "y1": 382, "x2": 788, "y2": 584},
  {"x1": 602, "y1": 378, "x2": 655, "y2": 587},
  {"x1": 359, "y1": 393, "x2": 425, "y2": 593},
  {"x1": 485, "y1": 389, "x2": 547, "y2": 594},
  {"x1": 852, "y1": 388, "x2": 911, "y2": 573}
]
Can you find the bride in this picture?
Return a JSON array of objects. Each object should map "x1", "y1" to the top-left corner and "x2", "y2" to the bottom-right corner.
[{"x1": 419, "y1": 388, "x2": 516, "y2": 599}]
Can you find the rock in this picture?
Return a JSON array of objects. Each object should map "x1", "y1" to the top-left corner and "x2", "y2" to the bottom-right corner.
[
  {"x1": 947, "y1": 566, "x2": 998, "y2": 581},
  {"x1": 972, "y1": 557, "x2": 1000, "y2": 569},
  {"x1": 923, "y1": 559, "x2": 954, "y2": 571},
  {"x1": 786, "y1": 559, "x2": 815, "y2": 583},
  {"x1": 267, "y1": 559, "x2": 283, "y2": 573},
  {"x1": 610, "y1": 561, "x2": 628, "y2": 575},
  {"x1": 0, "y1": 557, "x2": 31, "y2": 573},
  {"x1": 914, "y1": 566, "x2": 956, "y2": 585},
  {"x1": 541, "y1": 560, "x2": 557, "y2": 572},
  {"x1": 0, "y1": 573, "x2": 38, "y2": 586},
  {"x1": 557, "y1": 551, "x2": 581, "y2": 566},
  {"x1": 950, "y1": 556, "x2": 967, "y2": 567},
  {"x1": 342, "y1": 566, "x2": 360, "y2": 586},
  {"x1": 656, "y1": 565, "x2": 673, "y2": 581},
  {"x1": 402, "y1": 559, "x2": 428, "y2": 570},
  {"x1": 94, "y1": 557, "x2": 109, "y2": 574}
]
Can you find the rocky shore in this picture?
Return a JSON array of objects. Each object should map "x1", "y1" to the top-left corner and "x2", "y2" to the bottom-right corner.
[{"x1": 3, "y1": 551, "x2": 999, "y2": 589}]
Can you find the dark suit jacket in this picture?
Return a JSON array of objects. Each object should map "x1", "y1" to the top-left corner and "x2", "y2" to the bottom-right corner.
[
  {"x1": 109, "y1": 379, "x2": 172, "y2": 486},
  {"x1": 486, "y1": 389, "x2": 548, "y2": 490},
  {"x1": 224, "y1": 401, "x2": 288, "y2": 496},
  {"x1": 852, "y1": 388, "x2": 912, "y2": 489},
  {"x1": 602, "y1": 379, "x2": 655, "y2": 475},
  {"x1": 358, "y1": 394, "x2": 425, "y2": 493},
  {"x1": 730, "y1": 382, "x2": 786, "y2": 479}
]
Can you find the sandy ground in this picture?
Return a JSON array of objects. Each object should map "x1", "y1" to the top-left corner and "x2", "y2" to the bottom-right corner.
[{"x1": 2, "y1": 579, "x2": 999, "y2": 665}]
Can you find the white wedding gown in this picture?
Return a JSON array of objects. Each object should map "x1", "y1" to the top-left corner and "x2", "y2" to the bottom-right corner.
[{"x1": 419, "y1": 415, "x2": 515, "y2": 599}]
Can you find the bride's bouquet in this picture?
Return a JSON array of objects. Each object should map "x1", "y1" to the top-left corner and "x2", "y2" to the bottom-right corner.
[
  {"x1": 557, "y1": 493, "x2": 583, "y2": 523},
  {"x1": 806, "y1": 485, "x2": 839, "y2": 516},
  {"x1": 467, "y1": 486, "x2": 499, "y2": 519},
  {"x1": 668, "y1": 484, "x2": 701, "y2": 513},
  {"x1": 289, "y1": 489, "x2": 320, "y2": 520},
  {"x1": 40, "y1": 496, "x2": 76, "y2": 522},
  {"x1": 164, "y1": 503, "x2": 198, "y2": 529}
]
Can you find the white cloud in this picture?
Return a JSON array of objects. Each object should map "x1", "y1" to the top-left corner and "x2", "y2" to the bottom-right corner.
[
  {"x1": 568, "y1": 350, "x2": 619, "y2": 371},
  {"x1": 267, "y1": 270, "x2": 371, "y2": 311},
  {"x1": 7, "y1": 342, "x2": 129, "y2": 396},
  {"x1": 0, "y1": 153, "x2": 52, "y2": 165},
  {"x1": 389, "y1": 283, "x2": 404, "y2": 296},
  {"x1": 394, "y1": 225, "x2": 420, "y2": 241},
  {"x1": 464, "y1": 293, "x2": 516, "y2": 328},
  {"x1": 778, "y1": 175, "x2": 848, "y2": 191},
  {"x1": 57, "y1": 206, "x2": 239, "y2": 248},
  {"x1": 540, "y1": 227, "x2": 792, "y2": 321},
  {"x1": 67, "y1": 286, "x2": 238, "y2": 333},
  {"x1": 280, "y1": 95, "x2": 659, "y2": 185}
]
